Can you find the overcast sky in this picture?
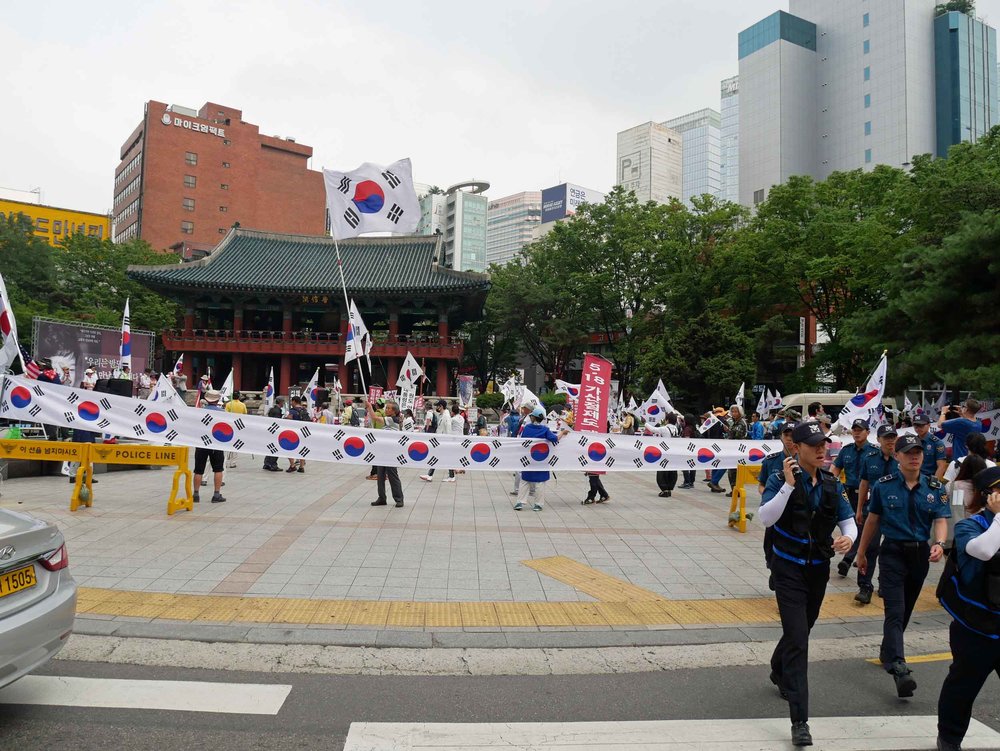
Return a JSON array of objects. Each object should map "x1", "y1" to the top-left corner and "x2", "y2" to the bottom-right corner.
[{"x1": 3, "y1": 0, "x2": 998, "y2": 214}]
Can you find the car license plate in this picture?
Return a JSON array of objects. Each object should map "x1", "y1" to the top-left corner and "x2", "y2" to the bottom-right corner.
[{"x1": 0, "y1": 564, "x2": 37, "y2": 598}]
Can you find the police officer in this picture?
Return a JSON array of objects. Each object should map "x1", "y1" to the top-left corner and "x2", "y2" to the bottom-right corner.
[
  {"x1": 853, "y1": 424, "x2": 900, "y2": 604},
  {"x1": 759, "y1": 419, "x2": 798, "y2": 590},
  {"x1": 913, "y1": 413, "x2": 948, "y2": 480},
  {"x1": 857, "y1": 434, "x2": 950, "y2": 698},
  {"x1": 936, "y1": 467, "x2": 1000, "y2": 751},
  {"x1": 834, "y1": 419, "x2": 879, "y2": 577},
  {"x1": 759, "y1": 420, "x2": 857, "y2": 747}
]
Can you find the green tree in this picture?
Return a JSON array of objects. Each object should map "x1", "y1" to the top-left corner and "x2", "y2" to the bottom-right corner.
[{"x1": 0, "y1": 214, "x2": 59, "y2": 340}]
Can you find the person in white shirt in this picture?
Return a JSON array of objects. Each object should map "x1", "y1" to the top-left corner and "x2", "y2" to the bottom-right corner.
[
  {"x1": 421, "y1": 400, "x2": 456, "y2": 482},
  {"x1": 401, "y1": 409, "x2": 415, "y2": 432},
  {"x1": 138, "y1": 368, "x2": 153, "y2": 399},
  {"x1": 944, "y1": 432, "x2": 996, "y2": 484},
  {"x1": 82, "y1": 367, "x2": 98, "y2": 390}
]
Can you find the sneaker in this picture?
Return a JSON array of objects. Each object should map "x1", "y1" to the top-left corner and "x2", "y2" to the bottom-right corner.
[
  {"x1": 210, "y1": 492, "x2": 226, "y2": 503},
  {"x1": 443, "y1": 477, "x2": 457, "y2": 483},
  {"x1": 297, "y1": 467, "x2": 304, "y2": 473},
  {"x1": 597, "y1": 496, "x2": 610, "y2": 503},
  {"x1": 509, "y1": 491, "x2": 518, "y2": 496},
  {"x1": 532, "y1": 503, "x2": 543, "y2": 511},
  {"x1": 371, "y1": 499, "x2": 388, "y2": 506},
  {"x1": 855, "y1": 588, "x2": 873, "y2": 605},
  {"x1": 891, "y1": 662, "x2": 916, "y2": 698},
  {"x1": 420, "y1": 475, "x2": 433, "y2": 482},
  {"x1": 791, "y1": 721, "x2": 813, "y2": 747},
  {"x1": 582, "y1": 498, "x2": 595, "y2": 504},
  {"x1": 193, "y1": 492, "x2": 200, "y2": 503},
  {"x1": 394, "y1": 501, "x2": 404, "y2": 508},
  {"x1": 513, "y1": 502, "x2": 524, "y2": 511},
  {"x1": 837, "y1": 559, "x2": 851, "y2": 577}
]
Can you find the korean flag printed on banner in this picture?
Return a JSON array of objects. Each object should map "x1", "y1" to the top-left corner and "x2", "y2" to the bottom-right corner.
[{"x1": 323, "y1": 158, "x2": 420, "y2": 239}]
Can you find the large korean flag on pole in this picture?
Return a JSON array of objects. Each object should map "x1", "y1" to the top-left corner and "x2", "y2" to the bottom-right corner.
[
  {"x1": 323, "y1": 159, "x2": 420, "y2": 238},
  {"x1": 119, "y1": 298, "x2": 132, "y2": 371}
]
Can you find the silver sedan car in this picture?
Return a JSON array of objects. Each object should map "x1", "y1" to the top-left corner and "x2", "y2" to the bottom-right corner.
[{"x1": 0, "y1": 508, "x2": 77, "y2": 689}]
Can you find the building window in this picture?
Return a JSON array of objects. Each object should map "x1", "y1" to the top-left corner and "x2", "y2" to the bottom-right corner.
[
  {"x1": 222, "y1": 162, "x2": 230, "y2": 168},
  {"x1": 864, "y1": 66, "x2": 871, "y2": 81},
  {"x1": 753, "y1": 188, "x2": 765, "y2": 205},
  {"x1": 218, "y1": 228, "x2": 226, "y2": 234},
  {"x1": 864, "y1": 93, "x2": 871, "y2": 109},
  {"x1": 864, "y1": 121, "x2": 872, "y2": 136},
  {"x1": 185, "y1": 151, "x2": 198, "y2": 165},
  {"x1": 181, "y1": 221, "x2": 194, "y2": 234},
  {"x1": 184, "y1": 174, "x2": 197, "y2": 188},
  {"x1": 863, "y1": 12, "x2": 869, "y2": 27},
  {"x1": 182, "y1": 197, "x2": 195, "y2": 211},
  {"x1": 220, "y1": 183, "x2": 229, "y2": 190},
  {"x1": 865, "y1": 149, "x2": 872, "y2": 164},
  {"x1": 219, "y1": 206, "x2": 228, "y2": 213},
  {"x1": 863, "y1": 39, "x2": 870, "y2": 54},
  {"x1": 223, "y1": 139, "x2": 231, "y2": 146}
]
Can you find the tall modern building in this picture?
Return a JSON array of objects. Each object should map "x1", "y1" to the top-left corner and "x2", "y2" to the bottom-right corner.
[
  {"x1": 662, "y1": 109, "x2": 722, "y2": 204},
  {"x1": 113, "y1": 100, "x2": 325, "y2": 253},
  {"x1": 935, "y1": 10, "x2": 999, "y2": 157},
  {"x1": 486, "y1": 191, "x2": 541, "y2": 266},
  {"x1": 418, "y1": 180, "x2": 489, "y2": 273},
  {"x1": 615, "y1": 122, "x2": 683, "y2": 204},
  {"x1": 738, "y1": 1, "x2": 998, "y2": 207},
  {"x1": 720, "y1": 76, "x2": 740, "y2": 204}
]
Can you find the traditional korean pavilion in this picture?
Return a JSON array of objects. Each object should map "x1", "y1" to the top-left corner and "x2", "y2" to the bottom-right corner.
[{"x1": 127, "y1": 228, "x2": 490, "y2": 396}]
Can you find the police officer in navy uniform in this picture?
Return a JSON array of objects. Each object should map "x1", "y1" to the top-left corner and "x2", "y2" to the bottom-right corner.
[
  {"x1": 759, "y1": 420, "x2": 857, "y2": 747},
  {"x1": 913, "y1": 413, "x2": 948, "y2": 480},
  {"x1": 758, "y1": 417, "x2": 798, "y2": 590},
  {"x1": 936, "y1": 467, "x2": 1000, "y2": 751},
  {"x1": 834, "y1": 418, "x2": 879, "y2": 578},
  {"x1": 857, "y1": 434, "x2": 950, "y2": 698},
  {"x1": 853, "y1": 424, "x2": 900, "y2": 604}
]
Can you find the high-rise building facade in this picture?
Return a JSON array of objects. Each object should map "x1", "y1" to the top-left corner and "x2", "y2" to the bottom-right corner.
[
  {"x1": 418, "y1": 181, "x2": 489, "y2": 273},
  {"x1": 615, "y1": 122, "x2": 683, "y2": 204},
  {"x1": 720, "y1": 76, "x2": 740, "y2": 205},
  {"x1": 739, "y1": 1, "x2": 999, "y2": 206},
  {"x1": 486, "y1": 191, "x2": 541, "y2": 266},
  {"x1": 935, "y1": 10, "x2": 999, "y2": 157},
  {"x1": 662, "y1": 109, "x2": 722, "y2": 204},
  {"x1": 113, "y1": 101, "x2": 325, "y2": 252}
]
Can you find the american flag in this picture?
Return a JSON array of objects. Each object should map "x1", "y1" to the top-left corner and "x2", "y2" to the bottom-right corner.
[{"x1": 19, "y1": 345, "x2": 39, "y2": 379}]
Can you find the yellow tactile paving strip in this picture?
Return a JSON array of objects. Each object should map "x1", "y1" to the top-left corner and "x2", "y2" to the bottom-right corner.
[{"x1": 75, "y1": 555, "x2": 945, "y2": 628}]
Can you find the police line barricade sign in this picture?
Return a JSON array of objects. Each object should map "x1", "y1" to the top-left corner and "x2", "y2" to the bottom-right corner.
[
  {"x1": 89, "y1": 443, "x2": 194, "y2": 516},
  {"x1": 0, "y1": 376, "x2": 772, "y2": 473},
  {"x1": 0, "y1": 439, "x2": 94, "y2": 512}
]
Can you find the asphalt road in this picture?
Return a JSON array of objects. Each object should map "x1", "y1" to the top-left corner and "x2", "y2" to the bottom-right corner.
[{"x1": 1, "y1": 653, "x2": 998, "y2": 750}]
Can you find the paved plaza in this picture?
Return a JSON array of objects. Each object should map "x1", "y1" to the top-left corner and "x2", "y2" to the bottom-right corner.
[{"x1": 1, "y1": 457, "x2": 947, "y2": 644}]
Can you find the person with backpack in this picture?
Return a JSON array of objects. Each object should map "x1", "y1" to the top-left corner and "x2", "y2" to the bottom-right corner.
[
  {"x1": 475, "y1": 410, "x2": 488, "y2": 436},
  {"x1": 935, "y1": 467, "x2": 1000, "y2": 751},
  {"x1": 285, "y1": 396, "x2": 309, "y2": 473}
]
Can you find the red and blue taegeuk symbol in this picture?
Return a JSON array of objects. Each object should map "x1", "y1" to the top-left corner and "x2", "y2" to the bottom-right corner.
[
  {"x1": 278, "y1": 430, "x2": 299, "y2": 451},
  {"x1": 529, "y1": 442, "x2": 550, "y2": 462},
  {"x1": 78, "y1": 401, "x2": 100, "y2": 422},
  {"x1": 212, "y1": 422, "x2": 234, "y2": 443},
  {"x1": 643, "y1": 445, "x2": 662, "y2": 463},
  {"x1": 697, "y1": 448, "x2": 716, "y2": 464},
  {"x1": 10, "y1": 386, "x2": 31, "y2": 409},
  {"x1": 587, "y1": 442, "x2": 607, "y2": 461},
  {"x1": 121, "y1": 331, "x2": 131, "y2": 357},
  {"x1": 145, "y1": 412, "x2": 168, "y2": 433},
  {"x1": 344, "y1": 436, "x2": 365, "y2": 457},
  {"x1": 264, "y1": 383, "x2": 274, "y2": 399},
  {"x1": 470, "y1": 443, "x2": 491, "y2": 463},
  {"x1": 352, "y1": 181, "x2": 385, "y2": 214},
  {"x1": 647, "y1": 405, "x2": 661, "y2": 417},
  {"x1": 748, "y1": 448, "x2": 766, "y2": 462},
  {"x1": 850, "y1": 388, "x2": 879, "y2": 408},
  {"x1": 567, "y1": 386, "x2": 579, "y2": 398},
  {"x1": 407, "y1": 441, "x2": 429, "y2": 461}
]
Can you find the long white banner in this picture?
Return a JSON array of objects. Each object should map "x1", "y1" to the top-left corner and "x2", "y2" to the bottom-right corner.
[{"x1": 0, "y1": 376, "x2": 773, "y2": 471}]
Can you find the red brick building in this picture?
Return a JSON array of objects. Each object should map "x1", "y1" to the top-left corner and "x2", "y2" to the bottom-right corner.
[{"x1": 113, "y1": 101, "x2": 325, "y2": 254}]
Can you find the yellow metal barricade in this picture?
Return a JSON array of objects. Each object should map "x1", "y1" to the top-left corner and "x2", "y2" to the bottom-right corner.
[
  {"x1": 87, "y1": 444, "x2": 194, "y2": 515},
  {"x1": 0, "y1": 439, "x2": 93, "y2": 510},
  {"x1": 728, "y1": 464, "x2": 761, "y2": 533}
]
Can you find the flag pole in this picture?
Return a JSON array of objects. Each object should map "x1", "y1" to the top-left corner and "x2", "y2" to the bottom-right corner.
[{"x1": 330, "y1": 230, "x2": 368, "y2": 398}]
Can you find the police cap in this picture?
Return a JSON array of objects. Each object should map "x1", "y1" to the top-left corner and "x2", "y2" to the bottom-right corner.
[
  {"x1": 912, "y1": 413, "x2": 931, "y2": 426},
  {"x1": 974, "y1": 466, "x2": 1000, "y2": 493},
  {"x1": 791, "y1": 420, "x2": 831, "y2": 446},
  {"x1": 877, "y1": 424, "x2": 898, "y2": 439},
  {"x1": 894, "y1": 435, "x2": 923, "y2": 454}
]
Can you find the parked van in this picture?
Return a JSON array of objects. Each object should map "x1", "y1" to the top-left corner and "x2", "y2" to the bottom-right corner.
[{"x1": 779, "y1": 392, "x2": 898, "y2": 422}]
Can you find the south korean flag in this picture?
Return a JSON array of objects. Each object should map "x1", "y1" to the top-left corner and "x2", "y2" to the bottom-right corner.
[{"x1": 323, "y1": 158, "x2": 420, "y2": 239}]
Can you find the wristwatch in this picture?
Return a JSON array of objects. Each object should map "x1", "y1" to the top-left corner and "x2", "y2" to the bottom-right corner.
[{"x1": 933, "y1": 540, "x2": 946, "y2": 547}]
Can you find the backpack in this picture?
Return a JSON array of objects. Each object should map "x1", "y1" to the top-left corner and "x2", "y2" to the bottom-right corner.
[
  {"x1": 348, "y1": 406, "x2": 361, "y2": 427},
  {"x1": 427, "y1": 411, "x2": 438, "y2": 434}
]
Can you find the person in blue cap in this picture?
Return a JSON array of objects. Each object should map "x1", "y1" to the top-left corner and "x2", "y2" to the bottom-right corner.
[
  {"x1": 759, "y1": 420, "x2": 857, "y2": 747},
  {"x1": 853, "y1": 424, "x2": 901, "y2": 604},
  {"x1": 514, "y1": 405, "x2": 567, "y2": 511},
  {"x1": 913, "y1": 413, "x2": 948, "y2": 480},
  {"x1": 936, "y1": 466, "x2": 1000, "y2": 751},
  {"x1": 857, "y1": 433, "x2": 951, "y2": 698},
  {"x1": 834, "y1": 419, "x2": 879, "y2": 578}
]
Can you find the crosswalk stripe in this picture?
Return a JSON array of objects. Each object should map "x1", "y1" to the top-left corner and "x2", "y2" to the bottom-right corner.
[
  {"x1": 0, "y1": 676, "x2": 292, "y2": 715},
  {"x1": 344, "y1": 716, "x2": 1000, "y2": 750}
]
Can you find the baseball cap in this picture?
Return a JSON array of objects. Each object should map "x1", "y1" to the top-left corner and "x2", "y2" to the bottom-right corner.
[
  {"x1": 912, "y1": 413, "x2": 931, "y2": 426},
  {"x1": 781, "y1": 421, "x2": 796, "y2": 434},
  {"x1": 974, "y1": 466, "x2": 1000, "y2": 493},
  {"x1": 851, "y1": 418, "x2": 869, "y2": 430},
  {"x1": 203, "y1": 389, "x2": 222, "y2": 404},
  {"x1": 894, "y1": 435, "x2": 923, "y2": 453},
  {"x1": 791, "y1": 420, "x2": 831, "y2": 446},
  {"x1": 530, "y1": 406, "x2": 546, "y2": 419},
  {"x1": 877, "y1": 425, "x2": 898, "y2": 439},
  {"x1": 785, "y1": 409, "x2": 802, "y2": 421}
]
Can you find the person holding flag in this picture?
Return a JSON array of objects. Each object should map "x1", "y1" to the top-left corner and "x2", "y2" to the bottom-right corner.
[
  {"x1": 303, "y1": 367, "x2": 321, "y2": 418},
  {"x1": 119, "y1": 298, "x2": 132, "y2": 372}
]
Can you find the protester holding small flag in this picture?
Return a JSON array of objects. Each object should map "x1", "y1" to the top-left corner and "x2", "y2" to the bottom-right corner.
[{"x1": 515, "y1": 406, "x2": 567, "y2": 512}]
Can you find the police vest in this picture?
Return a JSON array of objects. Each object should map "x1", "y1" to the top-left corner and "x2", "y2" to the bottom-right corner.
[
  {"x1": 937, "y1": 514, "x2": 1000, "y2": 638},
  {"x1": 771, "y1": 470, "x2": 841, "y2": 566}
]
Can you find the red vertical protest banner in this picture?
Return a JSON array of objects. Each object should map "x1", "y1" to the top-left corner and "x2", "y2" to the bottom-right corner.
[{"x1": 577, "y1": 353, "x2": 612, "y2": 434}]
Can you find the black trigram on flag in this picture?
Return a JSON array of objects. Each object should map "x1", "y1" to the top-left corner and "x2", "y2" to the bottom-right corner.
[
  {"x1": 334, "y1": 429, "x2": 346, "y2": 440},
  {"x1": 266, "y1": 443, "x2": 278, "y2": 454},
  {"x1": 298, "y1": 447, "x2": 310, "y2": 457},
  {"x1": 429, "y1": 438, "x2": 440, "y2": 448},
  {"x1": 386, "y1": 204, "x2": 404, "y2": 224},
  {"x1": 761, "y1": 443, "x2": 772, "y2": 453},
  {"x1": 711, "y1": 459, "x2": 721, "y2": 468},
  {"x1": 520, "y1": 456, "x2": 530, "y2": 467},
  {"x1": 364, "y1": 432, "x2": 376, "y2": 443},
  {"x1": 381, "y1": 169, "x2": 401, "y2": 188},
  {"x1": 606, "y1": 457, "x2": 616, "y2": 468},
  {"x1": 165, "y1": 430, "x2": 178, "y2": 442},
  {"x1": 396, "y1": 454, "x2": 408, "y2": 465},
  {"x1": 606, "y1": 438, "x2": 616, "y2": 449},
  {"x1": 711, "y1": 443, "x2": 722, "y2": 452},
  {"x1": 427, "y1": 456, "x2": 439, "y2": 467},
  {"x1": 200, "y1": 435, "x2": 212, "y2": 446},
  {"x1": 577, "y1": 436, "x2": 588, "y2": 447},
  {"x1": 28, "y1": 405, "x2": 41, "y2": 417},
  {"x1": 234, "y1": 419, "x2": 246, "y2": 431},
  {"x1": 233, "y1": 439, "x2": 245, "y2": 451},
  {"x1": 738, "y1": 443, "x2": 747, "y2": 453},
  {"x1": 687, "y1": 442, "x2": 696, "y2": 452},
  {"x1": 200, "y1": 414, "x2": 213, "y2": 426},
  {"x1": 267, "y1": 423, "x2": 280, "y2": 435},
  {"x1": 521, "y1": 440, "x2": 532, "y2": 448},
  {"x1": 63, "y1": 411, "x2": 75, "y2": 423},
  {"x1": 363, "y1": 452, "x2": 375, "y2": 463},
  {"x1": 737, "y1": 458, "x2": 748, "y2": 465},
  {"x1": 548, "y1": 456, "x2": 559, "y2": 467},
  {"x1": 659, "y1": 458, "x2": 670, "y2": 468},
  {"x1": 488, "y1": 457, "x2": 500, "y2": 468},
  {"x1": 578, "y1": 455, "x2": 589, "y2": 467},
  {"x1": 32, "y1": 385, "x2": 44, "y2": 397},
  {"x1": 99, "y1": 398, "x2": 111, "y2": 410},
  {"x1": 133, "y1": 425, "x2": 144, "y2": 436},
  {"x1": 397, "y1": 435, "x2": 410, "y2": 447},
  {"x1": 300, "y1": 426, "x2": 310, "y2": 438},
  {"x1": 459, "y1": 457, "x2": 470, "y2": 467},
  {"x1": 337, "y1": 176, "x2": 352, "y2": 194},
  {"x1": 331, "y1": 449, "x2": 344, "y2": 460},
  {"x1": 633, "y1": 458, "x2": 643, "y2": 468},
  {"x1": 461, "y1": 439, "x2": 472, "y2": 449},
  {"x1": 687, "y1": 459, "x2": 697, "y2": 468},
  {"x1": 67, "y1": 392, "x2": 80, "y2": 405},
  {"x1": 97, "y1": 419, "x2": 110, "y2": 429},
  {"x1": 134, "y1": 404, "x2": 147, "y2": 416},
  {"x1": 659, "y1": 441, "x2": 669, "y2": 451},
  {"x1": 167, "y1": 409, "x2": 179, "y2": 421},
  {"x1": 634, "y1": 440, "x2": 643, "y2": 450},
  {"x1": 344, "y1": 207, "x2": 360, "y2": 229},
  {"x1": 491, "y1": 440, "x2": 502, "y2": 449}
]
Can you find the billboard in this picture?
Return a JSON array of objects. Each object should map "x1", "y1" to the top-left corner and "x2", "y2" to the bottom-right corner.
[
  {"x1": 32, "y1": 317, "x2": 154, "y2": 387},
  {"x1": 0, "y1": 199, "x2": 110, "y2": 247},
  {"x1": 540, "y1": 183, "x2": 606, "y2": 223}
]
